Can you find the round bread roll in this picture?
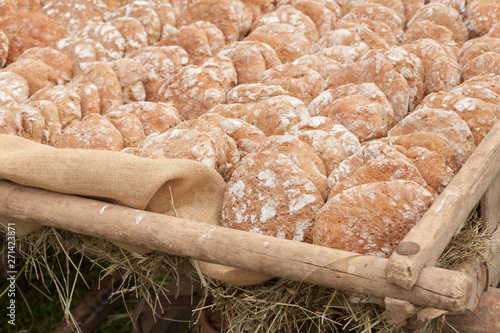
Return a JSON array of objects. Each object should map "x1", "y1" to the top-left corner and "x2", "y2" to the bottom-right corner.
[
  {"x1": 54, "y1": 37, "x2": 108, "y2": 76},
  {"x1": 328, "y1": 157, "x2": 434, "y2": 199},
  {"x1": 226, "y1": 83, "x2": 287, "y2": 103},
  {"x1": 176, "y1": 0, "x2": 241, "y2": 42},
  {"x1": 314, "y1": 180, "x2": 434, "y2": 256},
  {"x1": 0, "y1": 92, "x2": 21, "y2": 135},
  {"x1": 362, "y1": 47, "x2": 424, "y2": 112},
  {"x1": 18, "y1": 104, "x2": 45, "y2": 143},
  {"x1": 402, "y1": 20, "x2": 459, "y2": 56},
  {"x1": 70, "y1": 61, "x2": 122, "y2": 114},
  {"x1": 212, "y1": 95, "x2": 309, "y2": 135},
  {"x1": 342, "y1": 2, "x2": 405, "y2": 39},
  {"x1": 462, "y1": 74, "x2": 500, "y2": 96},
  {"x1": 0, "y1": 71, "x2": 29, "y2": 104},
  {"x1": 138, "y1": 128, "x2": 218, "y2": 169},
  {"x1": 294, "y1": 130, "x2": 348, "y2": 175},
  {"x1": 75, "y1": 21, "x2": 125, "y2": 60},
  {"x1": 244, "y1": 22, "x2": 312, "y2": 63},
  {"x1": 349, "y1": 0, "x2": 406, "y2": 16},
  {"x1": 309, "y1": 83, "x2": 394, "y2": 141},
  {"x1": 109, "y1": 17, "x2": 148, "y2": 57},
  {"x1": 258, "y1": 63, "x2": 324, "y2": 105},
  {"x1": 281, "y1": 0, "x2": 338, "y2": 36},
  {"x1": 133, "y1": 0, "x2": 176, "y2": 33},
  {"x1": 292, "y1": 54, "x2": 341, "y2": 80},
  {"x1": 458, "y1": 37, "x2": 500, "y2": 80},
  {"x1": 257, "y1": 135, "x2": 328, "y2": 198},
  {"x1": 251, "y1": 5, "x2": 320, "y2": 42},
  {"x1": 67, "y1": 82, "x2": 101, "y2": 118},
  {"x1": 401, "y1": 0, "x2": 425, "y2": 21},
  {"x1": 465, "y1": 0, "x2": 500, "y2": 38},
  {"x1": 314, "y1": 28, "x2": 368, "y2": 51},
  {"x1": 287, "y1": 116, "x2": 361, "y2": 156},
  {"x1": 0, "y1": 30, "x2": 7, "y2": 68},
  {"x1": 104, "y1": 1, "x2": 162, "y2": 45},
  {"x1": 199, "y1": 56, "x2": 238, "y2": 93},
  {"x1": 407, "y1": 3, "x2": 468, "y2": 46},
  {"x1": 199, "y1": 112, "x2": 268, "y2": 156},
  {"x1": 2, "y1": 58, "x2": 64, "y2": 96},
  {"x1": 28, "y1": 100, "x2": 62, "y2": 146},
  {"x1": 325, "y1": 53, "x2": 409, "y2": 123},
  {"x1": 39, "y1": 0, "x2": 107, "y2": 36},
  {"x1": 336, "y1": 18, "x2": 399, "y2": 46},
  {"x1": 106, "y1": 112, "x2": 146, "y2": 148},
  {"x1": 388, "y1": 107, "x2": 476, "y2": 168},
  {"x1": 449, "y1": 82, "x2": 500, "y2": 108},
  {"x1": 217, "y1": 40, "x2": 282, "y2": 84},
  {"x1": 29, "y1": 85, "x2": 82, "y2": 129},
  {"x1": 401, "y1": 38, "x2": 461, "y2": 94},
  {"x1": 316, "y1": 44, "x2": 369, "y2": 66},
  {"x1": 403, "y1": 146, "x2": 455, "y2": 194},
  {"x1": 416, "y1": 91, "x2": 500, "y2": 144},
  {"x1": 327, "y1": 141, "x2": 410, "y2": 188},
  {"x1": 222, "y1": 151, "x2": 324, "y2": 243},
  {"x1": 158, "y1": 21, "x2": 226, "y2": 65},
  {"x1": 17, "y1": 47, "x2": 73, "y2": 83},
  {"x1": 109, "y1": 58, "x2": 148, "y2": 103},
  {"x1": 431, "y1": 0, "x2": 467, "y2": 17},
  {"x1": 55, "y1": 114, "x2": 124, "y2": 151},
  {"x1": 175, "y1": 118, "x2": 241, "y2": 180},
  {"x1": 112, "y1": 101, "x2": 181, "y2": 136},
  {"x1": 0, "y1": 10, "x2": 67, "y2": 64},
  {"x1": 378, "y1": 131, "x2": 458, "y2": 173},
  {"x1": 157, "y1": 65, "x2": 226, "y2": 120}
]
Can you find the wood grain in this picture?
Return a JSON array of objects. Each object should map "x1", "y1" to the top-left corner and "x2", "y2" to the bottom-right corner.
[{"x1": 0, "y1": 180, "x2": 475, "y2": 312}]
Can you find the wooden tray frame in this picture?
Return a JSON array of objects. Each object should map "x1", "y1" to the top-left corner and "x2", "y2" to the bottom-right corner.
[{"x1": 1, "y1": 122, "x2": 500, "y2": 329}]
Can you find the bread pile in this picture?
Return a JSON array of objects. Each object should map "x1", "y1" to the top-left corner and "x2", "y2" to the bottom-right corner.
[{"x1": 2, "y1": 0, "x2": 500, "y2": 257}]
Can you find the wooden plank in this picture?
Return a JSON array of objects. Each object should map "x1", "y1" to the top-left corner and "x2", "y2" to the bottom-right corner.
[
  {"x1": 384, "y1": 297, "x2": 417, "y2": 326},
  {"x1": 386, "y1": 121, "x2": 500, "y2": 290},
  {"x1": 0, "y1": 180, "x2": 476, "y2": 312},
  {"x1": 444, "y1": 288, "x2": 500, "y2": 333},
  {"x1": 481, "y1": 171, "x2": 500, "y2": 235},
  {"x1": 486, "y1": 228, "x2": 500, "y2": 287}
]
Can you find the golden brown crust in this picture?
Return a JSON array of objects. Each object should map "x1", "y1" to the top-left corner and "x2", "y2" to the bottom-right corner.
[
  {"x1": 222, "y1": 150, "x2": 324, "y2": 243},
  {"x1": 70, "y1": 61, "x2": 122, "y2": 114},
  {"x1": 257, "y1": 135, "x2": 328, "y2": 198},
  {"x1": 75, "y1": 21, "x2": 125, "y2": 60},
  {"x1": 226, "y1": 83, "x2": 286, "y2": 103},
  {"x1": 325, "y1": 53, "x2": 409, "y2": 123},
  {"x1": 2, "y1": 58, "x2": 64, "y2": 95},
  {"x1": 55, "y1": 113, "x2": 124, "y2": 151},
  {"x1": 105, "y1": 112, "x2": 145, "y2": 148},
  {"x1": 120, "y1": 147, "x2": 167, "y2": 159},
  {"x1": 0, "y1": 71, "x2": 29, "y2": 104},
  {"x1": 109, "y1": 16, "x2": 148, "y2": 57},
  {"x1": 244, "y1": 22, "x2": 312, "y2": 63},
  {"x1": 28, "y1": 99, "x2": 62, "y2": 146},
  {"x1": 29, "y1": 85, "x2": 82, "y2": 129},
  {"x1": 199, "y1": 56, "x2": 237, "y2": 93},
  {"x1": 258, "y1": 63, "x2": 324, "y2": 105},
  {"x1": 309, "y1": 83, "x2": 394, "y2": 141},
  {"x1": 157, "y1": 65, "x2": 226, "y2": 120},
  {"x1": 388, "y1": 107, "x2": 476, "y2": 168},
  {"x1": 292, "y1": 54, "x2": 341, "y2": 80},
  {"x1": 39, "y1": 0, "x2": 106, "y2": 36},
  {"x1": 458, "y1": 37, "x2": 500, "y2": 80},
  {"x1": 112, "y1": 101, "x2": 181, "y2": 136},
  {"x1": 0, "y1": 92, "x2": 21, "y2": 136},
  {"x1": 0, "y1": 10, "x2": 67, "y2": 65},
  {"x1": 314, "y1": 180, "x2": 434, "y2": 256},
  {"x1": 465, "y1": 0, "x2": 500, "y2": 38},
  {"x1": 67, "y1": 82, "x2": 101, "y2": 118},
  {"x1": 402, "y1": 20, "x2": 460, "y2": 56},
  {"x1": 217, "y1": 40, "x2": 281, "y2": 84},
  {"x1": 17, "y1": 47, "x2": 73, "y2": 83},
  {"x1": 416, "y1": 91, "x2": 500, "y2": 145},
  {"x1": 336, "y1": 18, "x2": 399, "y2": 46},
  {"x1": 18, "y1": 104, "x2": 45, "y2": 143},
  {"x1": 54, "y1": 37, "x2": 108, "y2": 76},
  {"x1": 407, "y1": 3, "x2": 468, "y2": 46},
  {"x1": 110, "y1": 58, "x2": 148, "y2": 103}
]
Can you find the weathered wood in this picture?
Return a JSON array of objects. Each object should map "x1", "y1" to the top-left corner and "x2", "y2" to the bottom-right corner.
[
  {"x1": 384, "y1": 297, "x2": 417, "y2": 325},
  {"x1": 481, "y1": 171, "x2": 500, "y2": 235},
  {"x1": 0, "y1": 180, "x2": 476, "y2": 312},
  {"x1": 444, "y1": 288, "x2": 500, "y2": 333},
  {"x1": 386, "y1": 121, "x2": 500, "y2": 290},
  {"x1": 486, "y1": 228, "x2": 500, "y2": 287}
]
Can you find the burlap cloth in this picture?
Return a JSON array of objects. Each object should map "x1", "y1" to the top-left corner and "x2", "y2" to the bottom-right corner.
[{"x1": 0, "y1": 134, "x2": 272, "y2": 285}]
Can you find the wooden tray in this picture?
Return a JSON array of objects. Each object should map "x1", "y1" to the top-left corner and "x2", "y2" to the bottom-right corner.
[{"x1": 1, "y1": 121, "x2": 500, "y2": 328}]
